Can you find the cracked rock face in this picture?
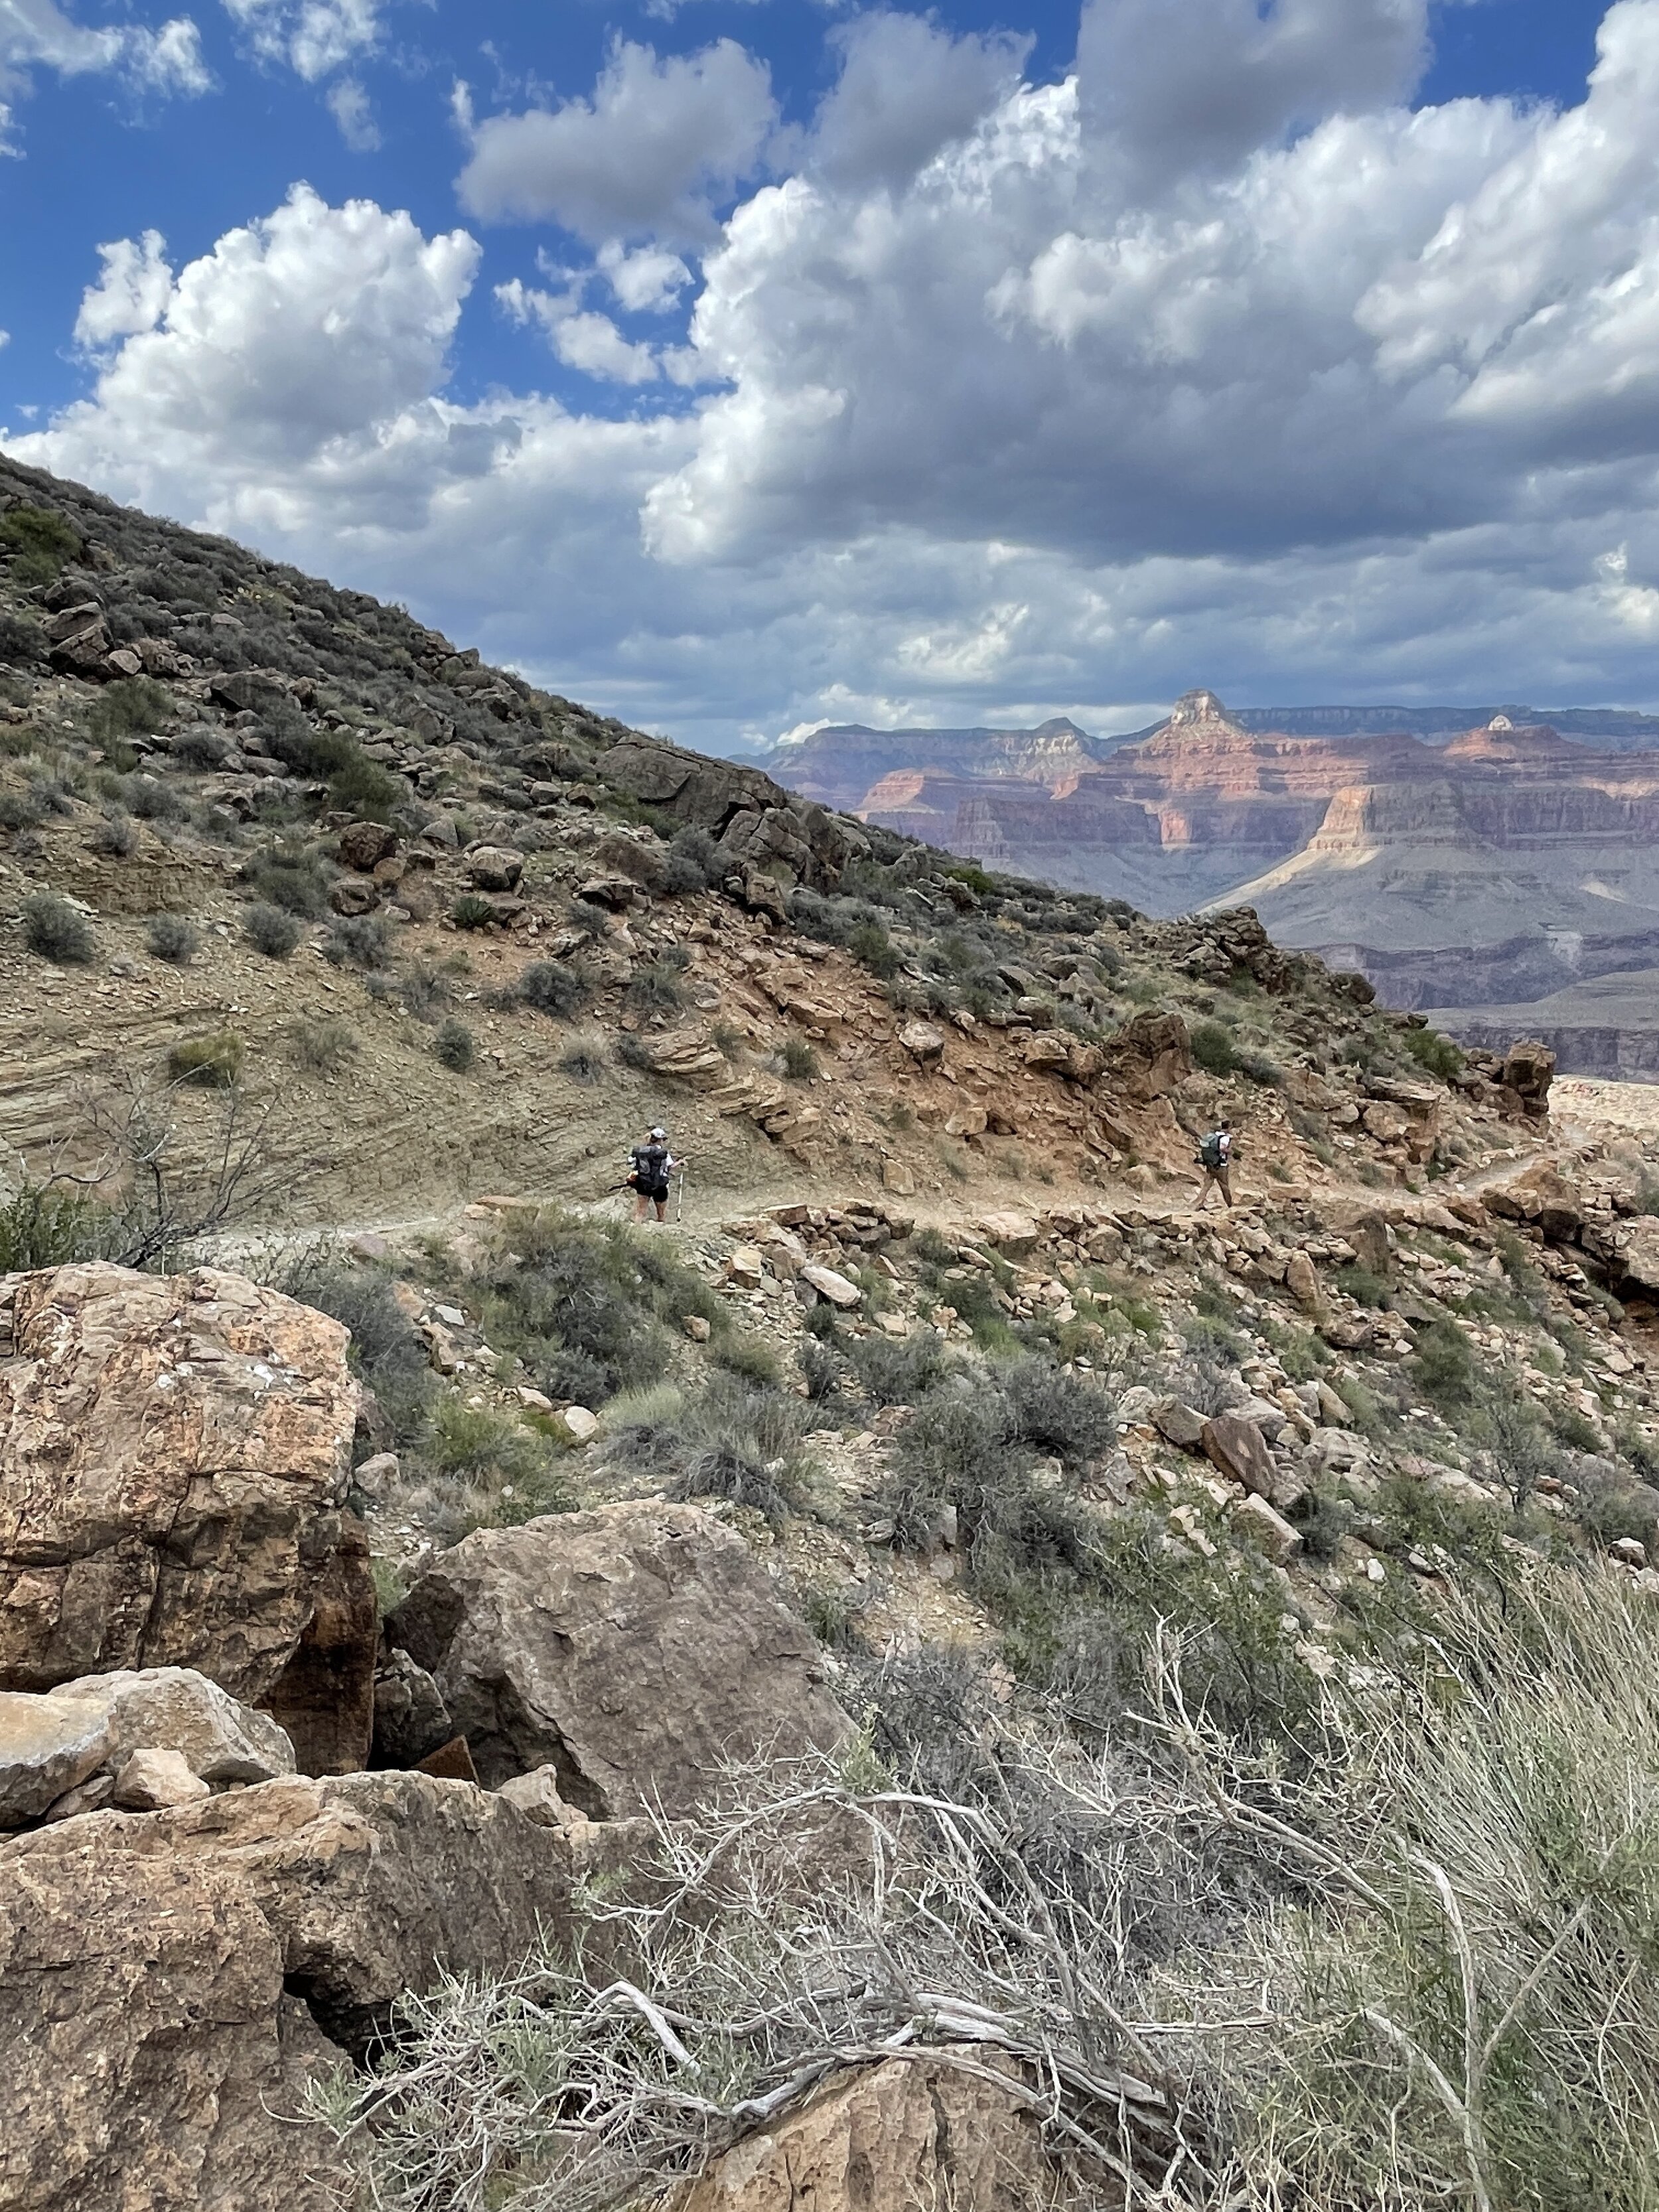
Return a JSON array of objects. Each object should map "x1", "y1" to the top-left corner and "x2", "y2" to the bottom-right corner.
[
  {"x1": 0, "y1": 1769, "x2": 609, "y2": 2209},
  {"x1": 389, "y1": 1499, "x2": 851, "y2": 1817},
  {"x1": 0, "y1": 1264, "x2": 360, "y2": 1705}
]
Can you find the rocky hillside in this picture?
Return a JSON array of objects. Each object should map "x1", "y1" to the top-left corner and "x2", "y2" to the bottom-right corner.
[{"x1": 8, "y1": 457, "x2": 1659, "y2": 2211}]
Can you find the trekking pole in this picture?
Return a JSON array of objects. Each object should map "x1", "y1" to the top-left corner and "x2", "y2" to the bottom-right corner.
[{"x1": 676, "y1": 1163, "x2": 686, "y2": 1223}]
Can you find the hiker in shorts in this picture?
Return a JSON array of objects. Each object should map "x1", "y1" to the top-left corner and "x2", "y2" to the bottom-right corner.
[
  {"x1": 628, "y1": 1126, "x2": 678, "y2": 1224},
  {"x1": 1195, "y1": 1118, "x2": 1234, "y2": 1211}
]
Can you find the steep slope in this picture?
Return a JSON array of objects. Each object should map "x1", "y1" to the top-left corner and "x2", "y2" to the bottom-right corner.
[{"x1": 1, "y1": 459, "x2": 1534, "y2": 1237}]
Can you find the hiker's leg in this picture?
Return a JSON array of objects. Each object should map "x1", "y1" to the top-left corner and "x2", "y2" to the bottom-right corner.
[
  {"x1": 633, "y1": 1193, "x2": 648, "y2": 1222},
  {"x1": 654, "y1": 1199, "x2": 668, "y2": 1222},
  {"x1": 1220, "y1": 1166, "x2": 1234, "y2": 1208}
]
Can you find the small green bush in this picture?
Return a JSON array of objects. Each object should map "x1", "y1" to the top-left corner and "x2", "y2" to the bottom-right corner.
[
  {"x1": 0, "y1": 1181, "x2": 108, "y2": 1270},
  {"x1": 169, "y1": 1030, "x2": 244, "y2": 1087},
  {"x1": 239, "y1": 846, "x2": 330, "y2": 917},
  {"x1": 849, "y1": 919, "x2": 901, "y2": 978},
  {"x1": 0, "y1": 505, "x2": 80, "y2": 584},
  {"x1": 450, "y1": 894, "x2": 496, "y2": 930},
  {"x1": 626, "y1": 950, "x2": 689, "y2": 1015},
  {"x1": 1411, "y1": 1316, "x2": 1477, "y2": 1412},
  {"x1": 1402, "y1": 1024, "x2": 1464, "y2": 1080},
  {"x1": 323, "y1": 915, "x2": 392, "y2": 969},
  {"x1": 242, "y1": 901, "x2": 302, "y2": 958},
  {"x1": 123, "y1": 774, "x2": 185, "y2": 822},
  {"x1": 846, "y1": 1327, "x2": 949, "y2": 1407},
  {"x1": 435, "y1": 1017, "x2": 475, "y2": 1072},
  {"x1": 661, "y1": 826, "x2": 721, "y2": 894},
  {"x1": 781, "y1": 1035, "x2": 819, "y2": 1080},
  {"x1": 90, "y1": 808, "x2": 137, "y2": 858},
  {"x1": 145, "y1": 913, "x2": 200, "y2": 966},
  {"x1": 21, "y1": 892, "x2": 94, "y2": 964},
  {"x1": 290, "y1": 1015, "x2": 358, "y2": 1072},
  {"x1": 1189, "y1": 1018, "x2": 1240, "y2": 1076},
  {"x1": 88, "y1": 676, "x2": 173, "y2": 746},
  {"x1": 519, "y1": 960, "x2": 594, "y2": 1017},
  {"x1": 712, "y1": 1333, "x2": 783, "y2": 1386}
]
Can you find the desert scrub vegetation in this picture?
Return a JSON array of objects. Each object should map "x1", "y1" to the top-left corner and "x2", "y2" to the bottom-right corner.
[
  {"x1": 20, "y1": 890, "x2": 94, "y2": 964},
  {"x1": 167, "y1": 1030, "x2": 244, "y2": 1088},
  {"x1": 463, "y1": 1205, "x2": 723, "y2": 1410},
  {"x1": 242, "y1": 901, "x2": 302, "y2": 957},
  {"x1": 276, "y1": 1246, "x2": 436, "y2": 1450},
  {"x1": 606, "y1": 1370, "x2": 820, "y2": 1530},
  {"x1": 315, "y1": 1568, "x2": 1659, "y2": 2212},
  {"x1": 144, "y1": 913, "x2": 199, "y2": 965},
  {"x1": 517, "y1": 958, "x2": 595, "y2": 1017},
  {"x1": 434, "y1": 1017, "x2": 475, "y2": 1072}
]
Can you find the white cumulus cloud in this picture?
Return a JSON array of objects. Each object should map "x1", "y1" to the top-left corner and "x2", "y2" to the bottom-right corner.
[
  {"x1": 457, "y1": 37, "x2": 777, "y2": 243},
  {"x1": 74, "y1": 229, "x2": 175, "y2": 348},
  {"x1": 597, "y1": 239, "x2": 692, "y2": 314},
  {"x1": 11, "y1": 5, "x2": 1659, "y2": 755},
  {"x1": 809, "y1": 13, "x2": 1033, "y2": 189},
  {"x1": 0, "y1": 0, "x2": 209, "y2": 121}
]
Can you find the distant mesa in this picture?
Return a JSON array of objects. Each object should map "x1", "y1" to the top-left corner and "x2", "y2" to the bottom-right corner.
[{"x1": 758, "y1": 688, "x2": 1659, "y2": 1079}]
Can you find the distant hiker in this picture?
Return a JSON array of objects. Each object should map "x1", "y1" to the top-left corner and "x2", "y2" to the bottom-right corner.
[
  {"x1": 1195, "y1": 1118, "x2": 1234, "y2": 1211},
  {"x1": 628, "y1": 1126, "x2": 679, "y2": 1224}
]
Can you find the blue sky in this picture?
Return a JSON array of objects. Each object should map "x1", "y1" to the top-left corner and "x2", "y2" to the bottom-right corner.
[{"x1": 0, "y1": 0, "x2": 1644, "y2": 752}]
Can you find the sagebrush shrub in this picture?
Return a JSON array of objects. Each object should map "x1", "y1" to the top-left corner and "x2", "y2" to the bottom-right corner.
[
  {"x1": 242, "y1": 901, "x2": 302, "y2": 957},
  {"x1": 435, "y1": 1018, "x2": 475, "y2": 1072},
  {"x1": 520, "y1": 960, "x2": 594, "y2": 1017},
  {"x1": 21, "y1": 891, "x2": 94, "y2": 964},
  {"x1": 145, "y1": 913, "x2": 200, "y2": 965}
]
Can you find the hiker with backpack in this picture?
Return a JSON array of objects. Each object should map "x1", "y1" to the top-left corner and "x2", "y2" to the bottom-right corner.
[
  {"x1": 627, "y1": 1126, "x2": 680, "y2": 1224},
  {"x1": 1195, "y1": 1117, "x2": 1234, "y2": 1211}
]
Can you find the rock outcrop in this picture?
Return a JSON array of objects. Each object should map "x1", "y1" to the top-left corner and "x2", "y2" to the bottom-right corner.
[
  {"x1": 388, "y1": 1500, "x2": 851, "y2": 1815},
  {"x1": 1, "y1": 1822, "x2": 344, "y2": 2212},
  {"x1": 0, "y1": 1266, "x2": 364, "y2": 1726},
  {"x1": 0, "y1": 1666, "x2": 294, "y2": 1827},
  {"x1": 0, "y1": 1765, "x2": 603, "y2": 2207},
  {"x1": 672, "y1": 2051, "x2": 1055, "y2": 2212}
]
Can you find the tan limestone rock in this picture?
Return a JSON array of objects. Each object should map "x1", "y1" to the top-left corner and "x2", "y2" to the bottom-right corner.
[
  {"x1": 388, "y1": 1501, "x2": 850, "y2": 1816},
  {"x1": 800, "y1": 1263, "x2": 862, "y2": 1309},
  {"x1": 109, "y1": 1747, "x2": 210, "y2": 1811},
  {"x1": 0, "y1": 1264, "x2": 360, "y2": 1702},
  {"x1": 673, "y1": 2051, "x2": 1053, "y2": 2212}
]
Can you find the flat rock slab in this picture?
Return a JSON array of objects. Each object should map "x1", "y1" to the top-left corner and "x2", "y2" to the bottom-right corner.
[
  {"x1": 1200, "y1": 1412, "x2": 1276, "y2": 1499},
  {"x1": 390, "y1": 1500, "x2": 851, "y2": 1817}
]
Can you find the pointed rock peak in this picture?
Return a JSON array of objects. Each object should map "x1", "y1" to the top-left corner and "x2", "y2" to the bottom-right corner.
[{"x1": 1169, "y1": 689, "x2": 1231, "y2": 725}]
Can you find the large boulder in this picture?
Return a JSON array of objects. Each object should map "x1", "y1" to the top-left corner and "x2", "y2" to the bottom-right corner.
[
  {"x1": 388, "y1": 1501, "x2": 851, "y2": 1816},
  {"x1": 1498, "y1": 1038, "x2": 1555, "y2": 1118},
  {"x1": 0, "y1": 1819, "x2": 342, "y2": 2212},
  {"x1": 1482, "y1": 1161, "x2": 1584, "y2": 1244},
  {"x1": 0, "y1": 1666, "x2": 295, "y2": 1828},
  {"x1": 17, "y1": 1772, "x2": 591, "y2": 2047},
  {"x1": 595, "y1": 737, "x2": 851, "y2": 891},
  {"x1": 0, "y1": 1265, "x2": 363, "y2": 1716},
  {"x1": 0, "y1": 1769, "x2": 605, "y2": 2207},
  {"x1": 1106, "y1": 1008, "x2": 1190, "y2": 1101}
]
